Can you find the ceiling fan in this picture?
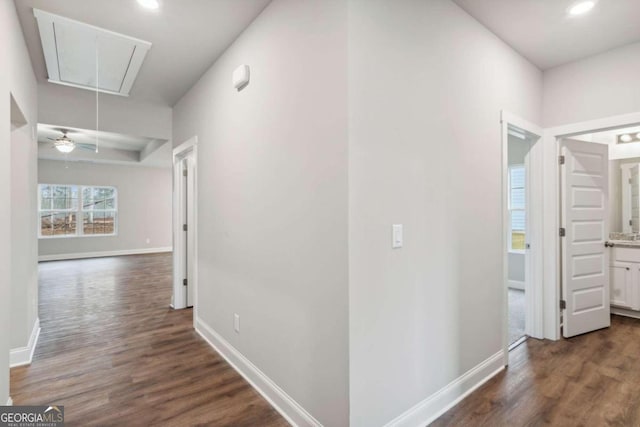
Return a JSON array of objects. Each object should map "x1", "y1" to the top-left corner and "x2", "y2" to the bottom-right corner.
[{"x1": 47, "y1": 129, "x2": 96, "y2": 154}]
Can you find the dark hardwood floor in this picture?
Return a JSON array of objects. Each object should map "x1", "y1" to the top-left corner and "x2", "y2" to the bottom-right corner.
[
  {"x1": 10, "y1": 253, "x2": 288, "y2": 427},
  {"x1": 432, "y1": 315, "x2": 640, "y2": 426}
]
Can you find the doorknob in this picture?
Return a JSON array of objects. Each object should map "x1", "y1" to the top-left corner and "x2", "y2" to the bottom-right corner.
[{"x1": 605, "y1": 241, "x2": 615, "y2": 248}]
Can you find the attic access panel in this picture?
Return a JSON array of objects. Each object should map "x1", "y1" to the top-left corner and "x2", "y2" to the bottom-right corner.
[{"x1": 33, "y1": 9, "x2": 152, "y2": 97}]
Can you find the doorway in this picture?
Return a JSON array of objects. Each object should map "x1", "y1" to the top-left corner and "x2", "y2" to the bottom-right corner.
[
  {"x1": 555, "y1": 123, "x2": 640, "y2": 338},
  {"x1": 501, "y1": 111, "x2": 544, "y2": 362},
  {"x1": 507, "y1": 128, "x2": 531, "y2": 348},
  {"x1": 172, "y1": 137, "x2": 198, "y2": 313}
]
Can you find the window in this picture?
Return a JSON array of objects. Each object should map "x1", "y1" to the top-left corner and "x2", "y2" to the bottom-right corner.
[
  {"x1": 39, "y1": 184, "x2": 117, "y2": 238},
  {"x1": 509, "y1": 165, "x2": 526, "y2": 251}
]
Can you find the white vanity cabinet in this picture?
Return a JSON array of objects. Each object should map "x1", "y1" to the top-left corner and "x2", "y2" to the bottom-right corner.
[{"x1": 610, "y1": 246, "x2": 640, "y2": 311}]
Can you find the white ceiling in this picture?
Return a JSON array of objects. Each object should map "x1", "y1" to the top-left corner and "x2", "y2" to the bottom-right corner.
[
  {"x1": 15, "y1": 0, "x2": 271, "y2": 106},
  {"x1": 38, "y1": 124, "x2": 160, "y2": 151},
  {"x1": 452, "y1": 0, "x2": 640, "y2": 70},
  {"x1": 38, "y1": 124, "x2": 171, "y2": 167}
]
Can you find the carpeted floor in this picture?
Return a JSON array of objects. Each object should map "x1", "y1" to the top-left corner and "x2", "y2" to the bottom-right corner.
[{"x1": 508, "y1": 288, "x2": 525, "y2": 345}]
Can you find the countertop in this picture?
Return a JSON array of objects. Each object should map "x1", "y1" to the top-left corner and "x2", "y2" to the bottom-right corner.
[{"x1": 608, "y1": 239, "x2": 640, "y2": 248}]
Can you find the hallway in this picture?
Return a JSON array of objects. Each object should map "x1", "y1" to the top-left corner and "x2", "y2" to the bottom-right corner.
[{"x1": 10, "y1": 254, "x2": 287, "y2": 426}]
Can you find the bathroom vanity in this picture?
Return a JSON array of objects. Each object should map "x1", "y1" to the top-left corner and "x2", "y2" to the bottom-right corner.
[
  {"x1": 609, "y1": 162, "x2": 640, "y2": 317},
  {"x1": 609, "y1": 242, "x2": 640, "y2": 312}
]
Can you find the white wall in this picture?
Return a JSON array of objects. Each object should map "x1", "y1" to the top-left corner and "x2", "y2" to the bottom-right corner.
[
  {"x1": 38, "y1": 160, "x2": 172, "y2": 258},
  {"x1": 348, "y1": 1, "x2": 542, "y2": 425},
  {"x1": 172, "y1": 0, "x2": 349, "y2": 425},
  {"x1": 0, "y1": 0, "x2": 38, "y2": 405},
  {"x1": 543, "y1": 41, "x2": 640, "y2": 127},
  {"x1": 10, "y1": 102, "x2": 38, "y2": 352},
  {"x1": 38, "y1": 83, "x2": 172, "y2": 140},
  {"x1": 508, "y1": 135, "x2": 530, "y2": 165},
  {"x1": 508, "y1": 252, "x2": 525, "y2": 284}
]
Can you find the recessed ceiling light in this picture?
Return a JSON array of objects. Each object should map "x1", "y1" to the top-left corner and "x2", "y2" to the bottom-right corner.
[
  {"x1": 137, "y1": 0, "x2": 159, "y2": 10},
  {"x1": 568, "y1": 1, "x2": 596, "y2": 16},
  {"x1": 620, "y1": 134, "x2": 633, "y2": 143}
]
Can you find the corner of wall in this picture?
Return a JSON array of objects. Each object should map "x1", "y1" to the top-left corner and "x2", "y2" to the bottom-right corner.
[
  {"x1": 382, "y1": 352, "x2": 504, "y2": 427},
  {"x1": 195, "y1": 317, "x2": 322, "y2": 427},
  {"x1": 9, "y1": 318, "x2": 40, "y2": 368}
]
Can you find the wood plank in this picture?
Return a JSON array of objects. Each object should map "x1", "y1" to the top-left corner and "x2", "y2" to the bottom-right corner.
[
  {"x1": 432, "y1": 315, "x2": 640, "y2": 426},
  {"x1": 10, "y1": 253, "x2": 289, "y2": 427}
]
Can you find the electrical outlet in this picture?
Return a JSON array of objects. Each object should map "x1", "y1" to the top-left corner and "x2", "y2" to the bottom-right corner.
[{"x1": 234, "y1": 314, "x2": 240, "y2": 333}]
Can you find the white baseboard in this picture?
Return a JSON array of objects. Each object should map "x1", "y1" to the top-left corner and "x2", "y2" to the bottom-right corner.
[
  {"x1": 38, "y1": 247, "x2": 172, "y2": 262},
  {"x1": 10, "y1": 318, "x2": 41, "y2": 368},
  {"x1": 611, "y1": 307, "x2": 640, "y2": 319},
  {"x1": 383, "y1": 350, "x2": 505, "y2": 427},
  {"x1": 508, "y1": 280, "x2": 525, "y2": 290},
  {"x1": 195, "y1": 317, "x2": 321, "y2": 427},
  {"x1": 6, "y1": 397, "x2": 12, "y2": 406}
]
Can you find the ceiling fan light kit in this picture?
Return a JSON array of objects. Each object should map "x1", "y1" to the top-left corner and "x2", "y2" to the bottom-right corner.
[
  {"x1": 55, "y1": 141, "x2": 75, "y2": 153},
  {"x1": 49, "y1": 131, "x2": 76, "y2": 153},
  {"x1": 48, "y1": 129, "x2": 97, "y2": 154}
]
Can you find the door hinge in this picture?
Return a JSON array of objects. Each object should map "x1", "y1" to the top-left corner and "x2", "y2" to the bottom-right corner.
[
  {"x1": 631, "y1": 219, "x2": 633, "y2": 226},
  {"x1": 560, "y1": 299, "x2": 566, "y2": 310},
  {"x1": 183, "y1": 278, "x2": 188, "y2": 286},
  {"x1": 183, "y1": 224, "x2": 187, "y2": 232},
  {"x1": 559, "y1": 227, "x2": 566, "y2": 237},
  {"x1": 558, "y1": 155, "x2": 565, "y2": 165},
  {"x1": 183, "y1": 169, "x2": 188, "y2": 177}
]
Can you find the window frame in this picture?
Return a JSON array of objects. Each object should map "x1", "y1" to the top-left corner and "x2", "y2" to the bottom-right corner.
[
  {"x1": 508, "y1": 164, "x2": 526, "y2": 254},
  {"x1": 38, "y1": 183, "x2": 118, "y2": 239}
]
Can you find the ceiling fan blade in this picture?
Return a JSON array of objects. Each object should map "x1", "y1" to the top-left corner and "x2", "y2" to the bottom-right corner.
[
  {"x1": 51, "y1": 127, "x2": 78, "y2": 134},
  {"x1": 47, "y1": 137, "x2": 57, "y2": 141},
  {"x1": 76, "y1": 144, "x2": 96, "y2": 151}
]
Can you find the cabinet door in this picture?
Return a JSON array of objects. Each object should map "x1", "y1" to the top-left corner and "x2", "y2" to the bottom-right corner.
[
  {"x1": 611, "y1": 262, "x2": 634, "y2": 309},
  {"x1": 633, "y1": 265, "x2": 640, "y2": 311}
]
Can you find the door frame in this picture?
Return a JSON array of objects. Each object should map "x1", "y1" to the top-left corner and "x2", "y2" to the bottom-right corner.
[
  {"x1": 172, "y1": 136, "x2": 198, "y2": 320},
  {"x1": 501, "y1": 111, "x2": 544, "y2": 364},
  {"x1": 542, "y1": 112, "x2": 640, "y2": 340}
]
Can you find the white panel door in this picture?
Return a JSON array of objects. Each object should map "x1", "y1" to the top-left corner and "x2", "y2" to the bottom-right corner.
[{"x1": 561, "y1": 138, "x2": 610, "y2": 338}]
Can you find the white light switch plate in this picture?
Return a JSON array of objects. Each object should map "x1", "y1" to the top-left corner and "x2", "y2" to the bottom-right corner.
[{"x1": 392, "y1": 224, "x2": 403, "y2": 249}]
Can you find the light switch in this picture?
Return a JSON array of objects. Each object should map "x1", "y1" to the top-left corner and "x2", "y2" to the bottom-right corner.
[{"x1": 392, "y1": 224, "x2": 403, "y2": 249}]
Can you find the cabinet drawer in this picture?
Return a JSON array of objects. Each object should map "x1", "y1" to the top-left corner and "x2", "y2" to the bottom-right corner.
[{"x1": 612, "y1": 247, "x2": 640, "y2": 263}]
